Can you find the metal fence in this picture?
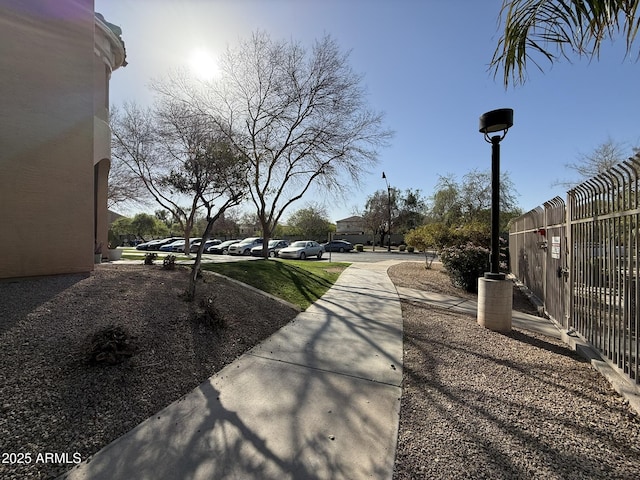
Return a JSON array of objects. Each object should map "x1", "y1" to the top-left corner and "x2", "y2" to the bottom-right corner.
[{"x1": 509, "y1": 155, "x2": 640, "y2": 384}]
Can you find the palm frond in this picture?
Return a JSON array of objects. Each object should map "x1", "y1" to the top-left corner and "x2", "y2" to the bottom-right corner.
[{"x1": 491, "y1": 0, "x2": 640, "y2": 87}]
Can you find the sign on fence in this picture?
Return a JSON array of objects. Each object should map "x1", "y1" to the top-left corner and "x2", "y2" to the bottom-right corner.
[{"x1": 551, "y1": 236, "x2": 561, "y2": 260}]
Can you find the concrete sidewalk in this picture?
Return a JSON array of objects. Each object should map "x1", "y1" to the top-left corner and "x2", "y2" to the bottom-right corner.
[
  {"x1": 62, "y1": 260, "x2": 640, "y2": 479},
  {"x1": 60, "y1": 262, "x2": 404, "y2": 480},
  {"x1": 395, "y1": 286, "x2": 564, "y2": 340}
]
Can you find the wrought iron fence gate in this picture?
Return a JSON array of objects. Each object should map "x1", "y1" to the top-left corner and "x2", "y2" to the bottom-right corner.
[{"x1": 509, "y1": 156, "x2": 640, "y2": 384}]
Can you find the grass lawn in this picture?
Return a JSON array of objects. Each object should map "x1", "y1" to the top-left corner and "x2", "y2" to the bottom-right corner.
[
  {"x1": 201, "y1": 259, "x2": 350, "y2": 310},
  {"x1": 120, "y1": 248, "x2": 192, "y2": 262}
]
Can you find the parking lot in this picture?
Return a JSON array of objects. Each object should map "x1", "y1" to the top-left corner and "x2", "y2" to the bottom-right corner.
[{"x1": 113, "y1": 248, "x2": 427, "y2": 265}]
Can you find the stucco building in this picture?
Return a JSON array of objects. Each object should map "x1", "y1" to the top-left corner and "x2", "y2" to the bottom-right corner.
[
  {"x1": 0, "y1": 1, "x2": 126, "y2": 279},
  {"x1": 335, "y1": 216, "x2": 366, "y2": 235}
]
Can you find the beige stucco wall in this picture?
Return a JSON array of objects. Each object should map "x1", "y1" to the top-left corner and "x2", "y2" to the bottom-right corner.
[
  {"x1": 0, "y1": 1, "x2": 124, "y2": 279},
  {"x1": 94, "y1": 15, "x2": 125, "y2": 259}
]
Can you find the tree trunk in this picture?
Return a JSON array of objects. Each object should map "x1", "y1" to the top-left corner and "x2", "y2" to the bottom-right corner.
[
  {"x1": 183, "y1": 225, "x2": 191, "y2": 258},
  {"x1": 185, "y1": 220, "x2": 212, "y2": 301},
  {"x1": 260, "y1": 219, "x2": 271, "y2": 259}
]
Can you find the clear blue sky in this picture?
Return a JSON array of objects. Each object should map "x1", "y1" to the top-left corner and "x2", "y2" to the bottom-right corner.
[{"x1": 96, "y1": 0, "x2": 640, "y2": 223}]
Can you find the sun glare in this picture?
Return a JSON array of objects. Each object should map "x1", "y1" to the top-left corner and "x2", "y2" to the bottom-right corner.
[{"x1": 188, "y1": 49, "x2": 220, "y2": 80}]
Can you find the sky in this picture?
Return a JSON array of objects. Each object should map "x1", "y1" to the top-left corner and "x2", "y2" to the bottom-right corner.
[{"x1": 96, "y1": 0, "x2": 640, "y2": 223}]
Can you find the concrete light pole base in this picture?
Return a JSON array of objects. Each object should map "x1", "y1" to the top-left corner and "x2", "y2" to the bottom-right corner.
[{"x1": 477, "y1": 277, "x2": 512, "y2": 333}]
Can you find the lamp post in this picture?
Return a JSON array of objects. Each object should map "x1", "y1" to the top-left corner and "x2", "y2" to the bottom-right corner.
[
  {"x1": 477, "y1": 108, "x2": 513, "y2": 332},
  {"x1": 382, "y1": 172, "x2": 391, "y2": 252},
  {"x1": 479, "y1": 108, "x2": 513, "y2": 278}
]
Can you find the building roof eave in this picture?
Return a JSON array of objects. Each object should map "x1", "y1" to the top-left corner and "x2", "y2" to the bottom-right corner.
[{"x1": 94, "y1": 13, "x2": 127, "y2": 69}]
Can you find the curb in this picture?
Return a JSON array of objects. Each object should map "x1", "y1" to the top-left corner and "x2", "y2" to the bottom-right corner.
[{"x1": 201, "y1": 269, "x2": 302, "y2": 313}]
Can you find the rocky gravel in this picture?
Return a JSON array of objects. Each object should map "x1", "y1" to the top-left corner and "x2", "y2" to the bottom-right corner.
[
  {"x1": 388, "y1": 262, "x2": 640, "y2": 480},
  {"x1": 3, "y1": 261, "x2": 640, "y2": 479},
  {"x1": 0, "y1": 264, "x2": 298, "y2": 480}
]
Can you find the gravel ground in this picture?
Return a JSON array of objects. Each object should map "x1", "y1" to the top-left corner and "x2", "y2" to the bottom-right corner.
[
  {"x1": 0, "y1": 264, "x2": 298, "y2": 480},
  {"x1": 388, "y1": 262, "x2": 640, "y2": 480},
  {"x1": 3, "y1": 261, "x2": 640, "y2": 480}
]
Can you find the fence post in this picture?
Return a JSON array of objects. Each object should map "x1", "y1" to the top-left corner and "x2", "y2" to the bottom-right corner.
[{"x1": 566, "y1": 190, "x2": 574, "y2": 330}]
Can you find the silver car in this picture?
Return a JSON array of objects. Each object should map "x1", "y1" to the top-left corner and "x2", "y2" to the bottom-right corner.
[
  {"x1": 228, "y1": 237, "x2": 263, "y2": 255},
  {"x1": 250, "y1": 239, "x2": 289, "y2": 257},
  {"x1": 278, "y1": 241, "x2": 324, "y2": 260}
]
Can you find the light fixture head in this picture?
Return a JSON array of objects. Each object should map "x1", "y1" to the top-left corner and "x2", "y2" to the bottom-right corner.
[
  {"x1": 479, "y1": 108, "x2": 513, "y2": 134},
  {"x1": 382, "y1": 171, "x2": 386, "y2": 179}
]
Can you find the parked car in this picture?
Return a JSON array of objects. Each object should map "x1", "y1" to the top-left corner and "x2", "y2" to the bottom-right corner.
[
  {"x1": 322, "y1": 240, "x2": 354, "y2": 253},
  {"x1": 174, "y1": 238, "x2": 202, "y2": 253},
  {"x1": 136, "y1": 237, "x2": 179, "y2": 251},
  {"x1": 159, "y1": 238, "x2": 189, "y2": 252},
  {"x1": 251, "y1": 239, "x2": 289, "y2": 257},
  {"x1": 206, "y1": 239, "x2": 240, "y2": 254},
  {"x1": 228, "y1": 237, "x2": 263, "y2": 256},
  {"x1": 278, "y1": 240, "x2": 324, "y2": 260},
  {"x1": 135, "y1": 239, "x2": 159, "y2": 250},
  {"x1": 192, "y1": 239, "x2": 221, "y2": 253}
]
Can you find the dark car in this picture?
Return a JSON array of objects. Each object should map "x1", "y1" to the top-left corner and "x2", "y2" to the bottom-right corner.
[
  {"x1": 322, "y1": 240, "x2": 354, "y2": 253},
  {"x1": 206, "y1": 239, "x2": 240, "y2": 254},
  {"x1": 191, "y1": 239, "x2": 221, "y2": 253},
  {"x1": 135, "y1": 237, "x2": 180, "y2": 251}
]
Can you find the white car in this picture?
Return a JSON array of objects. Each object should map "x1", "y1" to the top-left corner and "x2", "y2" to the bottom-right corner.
[
  {"x1": 278, "y1": 241, "x2": 324, "y2": 260},
  {"x1": 174, "y1": 238, "x2": 202, "y2": 253},
  {"x1": 228, "y1": 237, "x2": 263, "y2": 255}
]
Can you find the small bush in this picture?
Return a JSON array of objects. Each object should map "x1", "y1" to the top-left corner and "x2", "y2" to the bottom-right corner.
[
  {"x1": 439, "y1": 242, "x2": 489, "y2": 293},
  {"x1": 144, "y1": 252, "x2": 157, "y2": 265},
  {"x1": 399, "y1": 244, "x2": 406, "y2": 252},
  {"x1": 197, "y1": 297, "x2": 225, "y2": 330},
  {"x1": 407, "y1": 245, "x2": 415, "y2": 253},
  {"x1": 163, "y1": 254, "x2": 177, "y2": 270},
  {"x1": 355, "y1": 244, "x2": 364, "y2": 252},
  {"x1": 424, "y1": 250, "x2": 437, "y2": 269},
  {"x1": 87, "y1": 325, "x2": 135, "y2": 365}
]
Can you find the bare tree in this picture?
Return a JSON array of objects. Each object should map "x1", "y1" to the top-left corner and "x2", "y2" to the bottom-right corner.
[
  {"x1": 153, "y1": 31, "x2": 392, "y2": 257},
  {"x1": 111, "y1": 102, "x2": 207, "y2": 256},
  {"x1": 107, "y1": 107, "x2": 149, "y2": 209},
  {"x1": 361, "y1": 188, "x2": 427, "y2": 247},
  {"x1": 362, "y1": 189, "x2": 397, "y2": 248},
  {"x1": 553, "y1": 137, "x2": 638, "y2": 188},
  {"x1": 107, "y1": 157, "x2": 146, "y2": 209},
  {"x1": 111, "y1": 101, "x2": 247, "y2": 299}
]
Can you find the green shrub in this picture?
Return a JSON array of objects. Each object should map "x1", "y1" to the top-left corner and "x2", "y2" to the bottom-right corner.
[
  {"x1": 355, "y1": 244, "x2": 364, "y2": 252},
  {"x1": 163, "y1": 254, "x2": 177, "y2": 270},
  {"x1": 197, "y1": 297, "x2": 225, "y2": 330},
  {"x1": 399, "y1": 244, "x2": 406, "y2": 252},
  {"x1": 439, "y1": 242, "x2": 489, "y2": 293},
  {"x1": 144, "y1": 252, "x2": 157, "y2": 265},
  {"x1": 407, "y1": 245, "x2": 415, "y2": 253}
]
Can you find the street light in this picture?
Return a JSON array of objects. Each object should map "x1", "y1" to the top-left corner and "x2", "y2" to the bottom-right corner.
[
  {"x1": 477, "y1": 108, "x2": 513, "y2": 333},
  {"x1": 382, "y1": 172, "x2": 391, "y2": 252},
  {"x1": 479, "y1": 108, "x2": 513, "y2": 279}
]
